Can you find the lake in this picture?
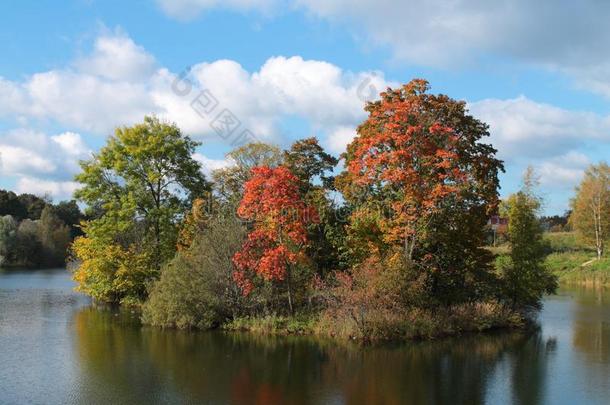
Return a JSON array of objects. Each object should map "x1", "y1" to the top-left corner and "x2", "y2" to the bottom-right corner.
[{"x1": 1, "y1": 268, "x2": 609, "y2": 404}]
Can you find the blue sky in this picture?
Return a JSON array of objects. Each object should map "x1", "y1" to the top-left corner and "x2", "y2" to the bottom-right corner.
[{"x1": 0, "y1": 0, "x2": 609, "y2": 214}]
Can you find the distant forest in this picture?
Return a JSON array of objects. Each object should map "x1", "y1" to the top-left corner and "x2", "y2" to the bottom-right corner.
[{"x1": 0, "y1": 190, "x2": 83, "y2": 268}]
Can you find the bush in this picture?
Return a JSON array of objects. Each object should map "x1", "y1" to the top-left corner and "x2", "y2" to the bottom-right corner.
[
  {"x1": 318, "y1": 253, "x2": 424, "y2": 341},
  {"x1": 142, "y1": 214, "x2": 246, "y2": 329}
]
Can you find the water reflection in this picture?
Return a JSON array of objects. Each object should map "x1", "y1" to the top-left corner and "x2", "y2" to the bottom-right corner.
[
  {"x1": 4, "y1": 269, "x2": 610, "y2": 405},
  {"x1": 72, "y1": 307, "x2": 558, "y2": 405}
]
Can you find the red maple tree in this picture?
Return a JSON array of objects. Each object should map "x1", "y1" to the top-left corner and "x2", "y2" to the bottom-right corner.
[
  {"x1": 340, "y1": 79, "x2": 499, "y2": 260},
  {"x1": 232, "y1": 166, "x2": 318, "y2": 312}
]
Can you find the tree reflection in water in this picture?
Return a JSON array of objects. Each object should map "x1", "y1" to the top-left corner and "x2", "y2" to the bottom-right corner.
[{"x1": 73, "y1": 307, "x2": 558, "y2": 405}]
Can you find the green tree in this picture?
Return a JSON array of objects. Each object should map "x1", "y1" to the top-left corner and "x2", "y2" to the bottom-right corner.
[
  {"x1": 570, "y1": 162, "x2": 609, "y2": 260},
  {"x1": 73, "y1": 116, "x2": 209, "y2": 304},
  {"x1": 0, "y1": 215, "x2": 17, "y2": 266},
  {"x1": 212, "y1": 142, "x2": 282, "y2": 203},
  {"x1": 500, "y1": 174, "x2": 557, "y2": 310},
  {"x1": 142, "y1": 213, "x2": 246, "y2": 329},
  {"x1": 38, "y1": 206, "x2": 71, "y2": 267},
  {"x1": 15, "y1": 219, "x2": 41, "y2": 266},
  {"x1": 0, "y1": 190, "x2": 27, "y2": 219},
  {"x1": 284, "y1": 137, "x2": 344, "y2": 273},
  {"x1": 283, "y1": 137, "x2": 338, "y2": 193},
  {"x1": 53, "y1": 200, "x2": 84, "y2": 238},
  {"x1": 17, "y1": 193, "x2": 49, "y2": 220}
]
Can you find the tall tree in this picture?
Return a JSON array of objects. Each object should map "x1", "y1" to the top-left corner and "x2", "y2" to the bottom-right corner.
[
  {"x1": 338, "y1": 79, "x2": 503, "y2": 303},
  {"x1": 38, "y1": 206, "x2": 71, "y2": 267},
  {"x1": 212, "y1": 142, "x2": 282, "y2": 203},
  {"x1": 73, "y1": 116, "x2": 209, "y2": 304},
  {"x1": 283, "y1": 137, "x2": 338, "y2": 193},
  {"x1": 570, "y1": 162, "x2": 609, "y2": 260},
  {"x1": 284, "y1": 138, "x2": 345, "y2": 272},
  {"x1": 0, "y1": 215, "x2": 17, "y2": 266},
  {"x1": 232, "y1": 166, "x2": 317, "y2": 313},
  {"x1": 501, "y1": 183, "x2": 557, "y2": 310},
  {"x1": 0, "y1": 190, "x2": 27, "y2": 219}
]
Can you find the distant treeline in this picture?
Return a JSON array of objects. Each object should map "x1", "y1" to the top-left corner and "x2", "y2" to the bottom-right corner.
[{"x1": 0, "y1": 190, "x2": 83, "y2": 268}]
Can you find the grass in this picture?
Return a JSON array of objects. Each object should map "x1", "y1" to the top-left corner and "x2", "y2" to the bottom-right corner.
[
  {"x1": 220, "y1": 303, "x2": 524, "y2": 342},
  {"x1": 222, "y1": 314, "x2": 317, "y2": 335},
  {"x1": 541, "y1": 232, "x2": 610, "y2": 286}
]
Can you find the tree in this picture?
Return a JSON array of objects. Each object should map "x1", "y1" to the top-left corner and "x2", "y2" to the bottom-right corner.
[
  {"x1": 38, "y1": 206, "x2": 71, "y2": 267},
  {"x1": 283, "y1": 137, "x2": 338, "y2": 193},
  {"x1": 15, "y1": 220, "x2": 41, "y2": 266},
  {"x1": 570, "y1": 162, "x2": 610, "y2": 260},
  {"x1": 0, "y1": 190, "x2": 27, "y2": 219},
  {"x1": 283, "y1": 138, "x2": 345, "y2": 272},
  {"x1": 53, "y1": 200, "x2": 84, "y2": 238},
  {"x1": 73, "y1": 116, "x2": 209, "y2": 304},
  {"x1": 0, "y1": 215, "x2": 17, "y2": 266},
  {"x1": 142, "y1": 213, "x2": 247, "y2": 329},
  {"x1": 500, "y1": 189, "x2": 557, "y2": 311},
  {"x1": 232, "y1": 166, "x2": 318, "y2": 313},
  {"x1": 17, "y1": 193, "x2": 49, "y2": 220},
  {"x1": 212, "y1": 142, "x2": 282, "y2": 203},
  {"x1": 338, "y1": 79, "x2": 503, "y2": 303}
]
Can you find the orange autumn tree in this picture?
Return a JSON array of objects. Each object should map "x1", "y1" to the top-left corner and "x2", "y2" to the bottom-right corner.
[
  {"x1": 339, "y1": 79, "x2": 504, "y2": 304},
  {"x1": 232, "y1": 166, "x2": 318, "y2": 313}
]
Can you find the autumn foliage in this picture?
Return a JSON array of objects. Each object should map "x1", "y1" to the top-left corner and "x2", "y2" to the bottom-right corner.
[
  {"x1": 340, "y1": 79, "x2": 501, "y2": 259},
  {"x1": 232, "y1": 166, "x2": 318, "y2": 307}
]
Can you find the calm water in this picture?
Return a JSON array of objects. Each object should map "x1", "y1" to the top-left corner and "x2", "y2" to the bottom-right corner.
[{"x1": 1, "y1": 269, "x2": 609, "y2": 404}]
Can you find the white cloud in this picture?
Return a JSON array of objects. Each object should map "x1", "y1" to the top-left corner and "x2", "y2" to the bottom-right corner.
[
  {"x1": 0, "y1": 31, "x2": 392, "y2": 144},
  {"x1": 193, "y1": 152, "x2": 232, "y2": 176},
  {"x1": 0, "y1": 128, "x2": 88, "y2": 200},
  {"x1": 15, "y1": 177, "x2": 80, "y2": 200},
  {"x1": 325, "y1": 125, "x2": 356, "y2": 154},
  {"x1": 468, "y1": 96, "x2": 610, "y2": 161},
  {"x1": 74, "y1": 30, "x2": 156, "y2": 82},
  {"x1": 0, "y1": 129, "x2": 91, "y2": 180},
  {"x1": 536, "y1": 152, "x2": 590, "y2": 189}
]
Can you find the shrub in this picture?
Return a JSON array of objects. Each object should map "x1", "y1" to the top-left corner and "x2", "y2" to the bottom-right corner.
[{"x1": 142, "y1": 214, "x2": 246, "y2": 329}]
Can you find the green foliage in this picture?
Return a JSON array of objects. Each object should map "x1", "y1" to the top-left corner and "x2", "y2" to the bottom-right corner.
[
  {"x1": 500, "y1": 191, "x2": 557, "y2": 310},
  {"x1": 223, "y1": 314, "x2": 316, "y2": 335},
  {"x1": 283, "y1": 137, "x2": 345, "y2": 273},
  {"x1": 142, "y1": 214, "x2": 247, "y2": 329},
  {"x1": 212, "y1": 142, "x2": 282, "y2": 203},
  {"x1": 53, "y1": 200, "x2": 84, "y2": 238},
  {"x1": 283, "y1": 137, "x2": 338, "y2": 193},
  {"x1": 73, "y1": 116, "x2": 208, "y2": 303},
  {"x1": 72, "y1": 221, "x2": 155, "y2": 304},
  {"x1": 0, "y1": 191, "x2": 27, "y2": 219},
  {"x1": 14, "y1": 220, "x2": 42, "y2": 266},
  {"x1": 38, "y1": 206, "x2": 71, "y2": 267},
  {"x1": 569, "y1": 162, "x2": 609, "y2": 259},
  {"x1": 542, "y1": 231, "x2": 610, "y2": 286},
  {"x1": 0, "y1": 215, "x2": 18, "y2": 266}
]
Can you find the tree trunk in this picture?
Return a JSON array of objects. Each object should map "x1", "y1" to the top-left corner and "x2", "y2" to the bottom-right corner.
[{"x1": 287, "y1": 264, "x2": 294, "y2": 315}]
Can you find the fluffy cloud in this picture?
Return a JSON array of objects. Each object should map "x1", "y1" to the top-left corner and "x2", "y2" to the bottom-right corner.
[
  {"x1": 193, "y1": 153, "x2": 232, "y2": 176},
  {"x1": 468, "y1": 96, "x2": 610, "y2": 161},
  {"x1": 325, "y1": 125, "x2": 356, "y2": 154},
  {"x1": 536, "y1": 152, "x2": 590, "y2": 189},
  {"x1": 0, "y1": 129, "x2": 91, "y2": 179},
  {"x1": 15, "y1": 177, "x2": 81, "y2": 200},
  {"x1": 0, "y1": 32, "x2": 391, "y2": 143},
  {"x1": 0, "y1": 130, "x2": 92, "y2": 200},
  {"x1": 74, "y1": 30, "x2": 157, "y2": 82}
]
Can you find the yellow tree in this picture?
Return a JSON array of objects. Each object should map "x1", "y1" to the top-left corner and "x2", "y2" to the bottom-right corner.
[{"x1": 570, "y1": 162, "x2": 610, "y2": 260}]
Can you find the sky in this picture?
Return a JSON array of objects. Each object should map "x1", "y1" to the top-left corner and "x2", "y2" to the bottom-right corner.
[{"x1": 0, "y1": 0, "x2": 609, "y2": 214}]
